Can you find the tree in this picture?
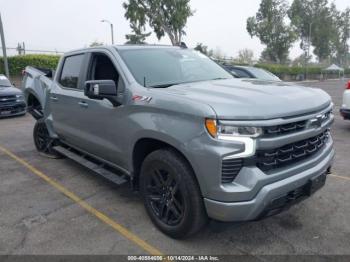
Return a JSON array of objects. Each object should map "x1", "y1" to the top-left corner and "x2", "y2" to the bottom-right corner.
[
  {"x1": 292, "y1": 53, "x2": 312, "y2": 67},
  {"x1": 89, "y1": 41, "x2": 104, "y2": 47},
  {"x1": 212, "y1": 47, "x2": 225, "y2": 61},
  {"x1": 288, "y1": 0, "x2": 343, "y2": 63},
  {"x1": 333, "y1": 8, "x2": 350, "y2": 66},
  {"x1": 123, "y1": 0, "x2": 193, "y2": 46},
  {"x1": 125, "y1": 22, "x2": 151, "y2": 44},
  {"x1": 247, "y1": 0, "x2": 296, "y2": 64},
  {"x1": 194, "y1": 43, "x2": 209, "y2": 55},
  {"x1": 236, "y1": 49, "x2": 254, "y2": 65}
]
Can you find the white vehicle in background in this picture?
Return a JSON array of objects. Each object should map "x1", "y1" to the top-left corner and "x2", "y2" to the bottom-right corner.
[{"x1": 340, "y1": 81, "x2": 350, "y2": 120}]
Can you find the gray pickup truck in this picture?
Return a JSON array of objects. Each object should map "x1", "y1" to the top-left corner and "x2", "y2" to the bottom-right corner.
[{"x1": 22, "y1": 45, "x2": 334, "y2": 238}]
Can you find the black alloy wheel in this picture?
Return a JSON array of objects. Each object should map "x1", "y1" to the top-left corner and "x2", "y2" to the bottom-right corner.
[
  {"x1": 33, "y1": 119, "x2": 61, "y2": 158},
  {"x1": 144, "y1": 164, "x2": 185, "y2": 226},
  {"x1": 140, "y1": 148, "x2": 208, "y2": 238}
]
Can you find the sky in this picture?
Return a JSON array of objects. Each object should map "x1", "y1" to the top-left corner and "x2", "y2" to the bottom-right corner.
[{"x1": 1, "y1": 0, "x2": 349, "y2": 59}]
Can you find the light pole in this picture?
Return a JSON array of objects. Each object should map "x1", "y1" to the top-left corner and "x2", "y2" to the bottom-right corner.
[
  {"x1": 101, "y1": 19, "x2": 114, "y2": 45},
  {"x1": 0, "y1": 12, "x2": 10, "y2": 79},
  {"x1": 307, "y1": 22, "x2": 312, "y2": 61},
  {"x1": 306, "y1": 22, "x2": 313, "y2": 80}
]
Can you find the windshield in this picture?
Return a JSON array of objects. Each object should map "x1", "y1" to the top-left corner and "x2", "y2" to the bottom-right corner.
[
  {"x1": 118, "y1": 48, "x2": 233, "y2": 87},
  {"x1": 0, "y1": 75, "x2": 11, "y2": 87},
  {"x1": 248, "y1": 67, "x2": 281, "y2": 81}
]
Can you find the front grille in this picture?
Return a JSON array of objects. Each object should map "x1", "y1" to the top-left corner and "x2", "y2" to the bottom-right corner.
[
  {"x1": 0, "y1": 104, "x2": 25, "y2": 114},
  {"x1": 0, "y1": 95, "x2": 16, "y2": 104},
  {"x1": 263, "y1": 120, "x2": 307, "y2": 136},
  {"x1": 221, "y1": 158, "x2": 243, "y2": 183},
  {"x1": 256, "y1": 131, "x2": 329, "y2": 172},
  {"x1": 262, "y1": 111, "x2": 332, "y2": 137}
]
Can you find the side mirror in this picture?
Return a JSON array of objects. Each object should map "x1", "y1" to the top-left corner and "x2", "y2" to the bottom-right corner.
[{"x1": 84, "y1": 80, "x2": 120, "y2": 106}]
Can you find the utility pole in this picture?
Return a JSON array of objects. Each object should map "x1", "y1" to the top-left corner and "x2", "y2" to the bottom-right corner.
[
  {"x1": 0, "y1": 12, "x2": 10, "y2": 79},
  {"x1": 17, "y1": 43, "x2": 22, "y2": 55},
  {"x1": 305, "y1": 22, "x2": 312, "y2": 80}
]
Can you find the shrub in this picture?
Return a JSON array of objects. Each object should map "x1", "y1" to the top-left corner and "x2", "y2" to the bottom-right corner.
[
  {"x1": 0, "y1": 54, "x2": 61, "y2": 76},
  {"x1": 255, "y1": 64, "x2": 323, "y2": 77}
]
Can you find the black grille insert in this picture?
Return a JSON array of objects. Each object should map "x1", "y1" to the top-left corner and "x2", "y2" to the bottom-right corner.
[
  {"x1": 256, "y1": 131, "x2": 329, "y2": 172},
  {"x1": 221, "y1": 158, "x2": 243, "y2": 183},
  {"x1": 263, "y1": 120, "x2": 307, "y2": 136},
  {"x1": 0, "y1": 95, "x2": 16, "y2": 104}
]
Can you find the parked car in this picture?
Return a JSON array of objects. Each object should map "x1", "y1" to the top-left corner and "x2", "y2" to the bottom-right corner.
[
  {"x1": 225, "y1": 65, "x2": 282, "y2": 81},
  {"x1": 23, "y1": 45, "x2": 334, "y2": 238},
  {"x1": 340, "y1": 80, "x2": 350, "y2": 120},
  {"x1": 0, "y1": 74, "x2": 26, "y2": 118}
]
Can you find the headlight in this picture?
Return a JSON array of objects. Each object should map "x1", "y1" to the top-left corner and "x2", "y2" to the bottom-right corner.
[
  {"x1": 205, "y1": 119, "x2": 262, "y2": 158},
  {"x1": 205, "y1": 119, "x2": 262, "y2": 139},
  {"x1": 16, "y1": 94, "x2": 24, "y2": 101}
]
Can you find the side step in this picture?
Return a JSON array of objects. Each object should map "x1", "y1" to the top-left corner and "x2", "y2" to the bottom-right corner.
[
  {"x1": 53, "y1": 146, "x2": 128, "y2": 185},
  {"x1": 27, "y1": 106, "x2": 43, "y2": 120}
]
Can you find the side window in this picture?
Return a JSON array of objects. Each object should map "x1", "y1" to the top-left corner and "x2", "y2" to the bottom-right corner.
[
  {"x1": 88, "y1": 54, "x2": 119, "y2": 85},
  {"x1": 59, "y1": 54, "x2": 84, "y2": 89},
  {"x1": 231, "y1": 68, "x2": 251, "y2": 78}
]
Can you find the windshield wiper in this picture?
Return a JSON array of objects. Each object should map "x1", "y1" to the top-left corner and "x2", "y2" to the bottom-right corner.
[
  {"x1": 149, "y1": 82, "x2": 183, "y2": 88},
  {"x1": 149, "y1": 78, "x2": 230, "y2": 88},
  {"x1": 210, "y1": 77, "x2": 230, "y2": 81}
]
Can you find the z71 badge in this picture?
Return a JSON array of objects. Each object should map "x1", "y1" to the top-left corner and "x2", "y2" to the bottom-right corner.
[{"x1": 132, "y1": 95, "x2": 152, "y2": 103}]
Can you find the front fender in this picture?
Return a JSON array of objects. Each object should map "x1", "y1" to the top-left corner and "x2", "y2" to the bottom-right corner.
[{"x1": 127, "y1": 109, "x2": 212, "y2": 196}]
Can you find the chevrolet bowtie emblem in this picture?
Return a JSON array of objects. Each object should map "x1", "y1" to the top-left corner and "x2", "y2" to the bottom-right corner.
[{"x1": 310, "y1": 114, "x2": 326, "y2": 128}]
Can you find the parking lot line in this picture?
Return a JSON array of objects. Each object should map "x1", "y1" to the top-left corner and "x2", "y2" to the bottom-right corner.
[
  {"x1": 0, "y1": 145, "x2": 164, "y2": 256},
  {"x1": 330, "y1": 174, "x2": 350, "y2": 181}
]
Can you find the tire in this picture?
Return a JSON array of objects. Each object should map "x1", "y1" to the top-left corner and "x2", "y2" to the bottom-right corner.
[
  {"x1": 33, "y1": 119, "x2": 61, "y2": 158},
  {"x1": 140, "y1": 148, "x2": 208, "y2": 239}
]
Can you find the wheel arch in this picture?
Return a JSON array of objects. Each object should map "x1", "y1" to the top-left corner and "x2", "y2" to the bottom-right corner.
[
  {"x1": 131, "y1": 137, "x2": 199, "y2": 191},
  {"x1": 26, "y1": 91, "x2": 43, "y2": 119},
  {"x1": 26, "y1": 91, "x2": 40, "y2": 106}
]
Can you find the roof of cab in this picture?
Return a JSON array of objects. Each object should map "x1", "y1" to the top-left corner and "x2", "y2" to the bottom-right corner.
[
  {"x1": 65, "y1": 44, "x2": 181, "y2": 55},
  {"x1": 115, "y1": 44, "x2": 180, "y2": 50}
]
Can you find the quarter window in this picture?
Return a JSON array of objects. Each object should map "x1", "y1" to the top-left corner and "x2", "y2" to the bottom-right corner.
[{"x1": 59, "y1": 54, "x2": 84, "y2": 89}]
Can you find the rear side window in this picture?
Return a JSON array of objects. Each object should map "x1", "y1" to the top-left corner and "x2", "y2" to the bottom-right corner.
[{"x1": 59, "y1": 54, "x2": 84, "y2": 89}]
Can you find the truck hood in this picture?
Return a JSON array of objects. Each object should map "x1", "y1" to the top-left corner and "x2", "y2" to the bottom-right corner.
[
  {"x1": 159, "y1": 79, "x2": 331, "y2": 120},
  {"x1": 0, "y1": 86, "x2": 22, "y2": 96}
]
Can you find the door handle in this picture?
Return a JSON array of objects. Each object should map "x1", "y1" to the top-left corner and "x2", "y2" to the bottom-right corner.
[
  {"x1": 78, "y1": 101, "x2": 88, "y2": 108},
  {"x1": 50, "y1": 96, "x2": 58, "y2": 101}
]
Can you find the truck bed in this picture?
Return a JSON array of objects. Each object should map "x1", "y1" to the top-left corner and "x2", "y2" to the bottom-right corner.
[{"x1": 22, "y1": 66, "x2": 55, "y2": 118}]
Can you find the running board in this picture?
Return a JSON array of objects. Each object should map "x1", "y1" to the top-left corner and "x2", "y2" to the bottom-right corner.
[
  {"x1": 27, "y1": 106, "x2": 43, "y2": 120},
  {"x1": 53, "y1": 146, "x2": 128, "y2": 185}
]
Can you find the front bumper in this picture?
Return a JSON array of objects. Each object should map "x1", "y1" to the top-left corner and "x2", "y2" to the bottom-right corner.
[
  {"x1": 204, "y1": 145, "x2": 335, "y2": 222},
  {"x1": 0, "y1": 101, "x2": 26, "y2": 118},
  {"x1": 340, "y1": 108, "x2": 350, "y2": 120}
]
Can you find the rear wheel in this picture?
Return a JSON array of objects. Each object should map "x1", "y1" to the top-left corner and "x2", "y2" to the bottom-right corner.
[
  {"x1": 140, "y1": 148, "x2": 207, "y2": 238},
  {"x1": 33, "y1": 119, "x2": 61, "y2": 158}
]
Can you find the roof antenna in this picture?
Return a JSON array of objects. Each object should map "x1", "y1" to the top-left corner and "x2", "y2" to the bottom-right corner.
[
  {"x1": 143, "y1": 76, "x2": 146, "y2": 87},
  {"x1": 180, "y1": 42, "x2": 188, "y2": 49}
]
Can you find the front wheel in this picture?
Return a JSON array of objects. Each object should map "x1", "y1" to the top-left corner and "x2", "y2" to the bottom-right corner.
[
  {"x1": 33, "y1": 119, "x2": 61, "y2": 158},
  {"x1": 140, "y1": 148, "x2": 208, "y2": 239}
]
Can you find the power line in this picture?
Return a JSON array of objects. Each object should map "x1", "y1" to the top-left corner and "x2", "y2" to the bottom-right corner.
[{"x1": 0, "y1": 46, "x2": 65, "y2": 54}]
